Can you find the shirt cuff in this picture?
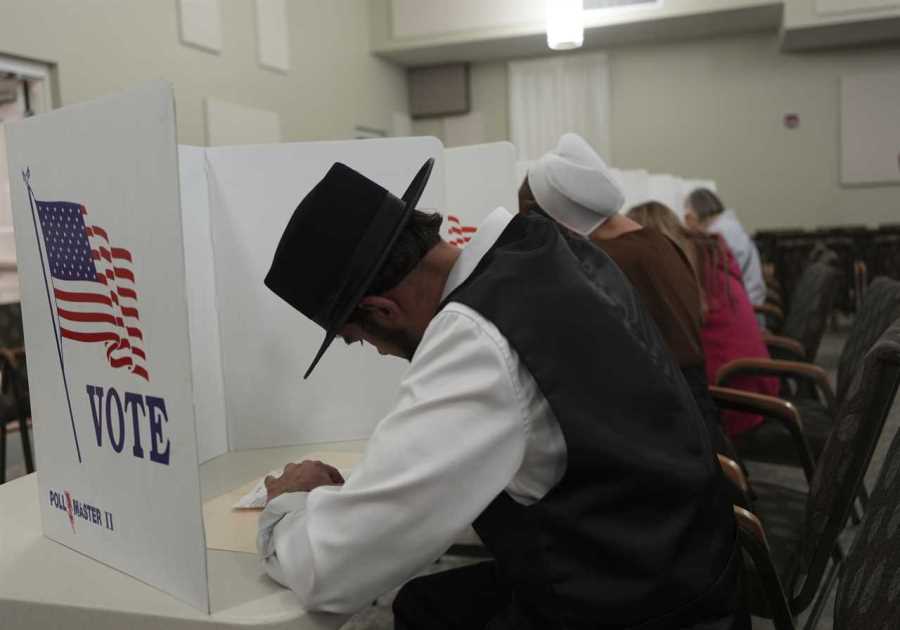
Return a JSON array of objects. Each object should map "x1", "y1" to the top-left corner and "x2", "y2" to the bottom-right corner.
[{"x1": 257, "y1": 491, "x2": 308, "y2": 559}]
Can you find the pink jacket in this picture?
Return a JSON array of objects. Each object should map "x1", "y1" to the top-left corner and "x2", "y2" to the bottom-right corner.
[{"x1": 701, "y1": 239, "x2": 779, "y2": 437}]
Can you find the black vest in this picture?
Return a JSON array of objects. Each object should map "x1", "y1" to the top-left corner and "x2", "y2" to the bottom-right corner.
[{"x1": 443, "y1": 213, "x2": 738, "y2": 629}]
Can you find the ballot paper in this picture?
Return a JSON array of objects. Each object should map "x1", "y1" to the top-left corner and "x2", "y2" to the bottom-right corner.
[
  {"x1": 203, "y1": 451, "x2": 483, "y2": 553},
  {"x1": 203, "y1": 451, "x2": 363, "y2": 553},
  {"x1": 232, "y1": 470, "x2": 282, "y2": 510}
]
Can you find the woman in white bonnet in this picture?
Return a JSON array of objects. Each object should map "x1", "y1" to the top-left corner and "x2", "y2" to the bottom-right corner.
[{"x1": 520, "y1": 133, "x2": 734, "y2": 458}]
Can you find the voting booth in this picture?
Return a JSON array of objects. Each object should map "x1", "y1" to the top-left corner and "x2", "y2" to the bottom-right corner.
[
  {"x1": 199, "y1": 139, "x2": 446, "y2": 453},
  {"x1": 3, "y1": 82, "x2": 518, "y2": 614},
  {"x1": 609, "y1": 169, "x2": 718, "y2": 218},
  {"x1": 6, "y1": 83, "x2": 212, "y2": 611},
  {"x1": 610, "y1": 168, "x2": 650, "y2": 213},
  {"x1": 444, "y1": 142, "x2": 518, "y2": 247}
]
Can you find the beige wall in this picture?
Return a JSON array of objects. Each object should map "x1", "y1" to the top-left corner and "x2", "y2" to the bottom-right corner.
[
  {"x1": 610, "y1": 33, "x2": 900, "y2": 231},
  {"x1": 785, "y1": 0, "x2": 900, "y2": 29},
  {"x1": 418, "y1": 33, "x2": 900, "y2": 231},
  {"x1": 412, "y1": 62, "x2": 509, "y2": 144},
  {"x1": 0, "y1": 0, "x2": 407, "y2": 146}
]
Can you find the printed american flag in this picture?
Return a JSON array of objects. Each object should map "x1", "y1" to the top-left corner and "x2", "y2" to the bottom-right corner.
[
  {"x1": 447, "y1": 214, "x2": 477, "y2": 247},
  {"x1": 35, "y1": 200, "x2": 149, "y2": 381}
]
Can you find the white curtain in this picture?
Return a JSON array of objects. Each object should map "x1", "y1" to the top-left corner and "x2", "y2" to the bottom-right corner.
[{"x1": 508, "y1": 52, "x2": 612, "y2": 162}]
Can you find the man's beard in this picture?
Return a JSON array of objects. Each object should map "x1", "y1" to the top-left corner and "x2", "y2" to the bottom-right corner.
[{"x1": 361, "y1": 317, "x2": 420, "y2": 361}]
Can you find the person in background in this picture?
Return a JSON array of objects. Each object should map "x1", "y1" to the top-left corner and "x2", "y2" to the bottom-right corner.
[
  {"x1": 519, "y1": 133, "x2": 728, "y2": 452},
  {"x1": 685, "y1": 188, "x2": 766, "y2": 307},
  {"x1": 628, "y1": 201, "x2": 779, "y2": 438}
]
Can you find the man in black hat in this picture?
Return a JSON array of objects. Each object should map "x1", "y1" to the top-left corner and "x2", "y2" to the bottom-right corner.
[{"x1": 257, "y1": 160, "x2": 746, "y2": 629}]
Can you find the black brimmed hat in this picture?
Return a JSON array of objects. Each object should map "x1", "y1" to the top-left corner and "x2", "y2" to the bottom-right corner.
[{"x1": 264, "y1": 158, "x2": 435, "y2": 378}]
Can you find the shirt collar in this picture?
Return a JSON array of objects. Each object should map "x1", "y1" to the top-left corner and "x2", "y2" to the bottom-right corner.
[
  {"x1": 441, "y1": 207, "x2": 514, "y2": 301},
  {"x1": 709, "y1": 208, "x2": 737, "y2": 228}
]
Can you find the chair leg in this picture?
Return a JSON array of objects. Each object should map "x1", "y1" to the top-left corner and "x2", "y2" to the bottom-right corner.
[
  {"x1": 0, "y1": 421, "x2": 7, "y2": 484},
  {"x1": 18, "y1": 416, "x2": 34, "y2": 474},
  {"x1": 857, "y1": 482, "x2": 870, "y2": 511},
  {"x1": 802, "y1": 556, "x2": 842, "y2": 630}
]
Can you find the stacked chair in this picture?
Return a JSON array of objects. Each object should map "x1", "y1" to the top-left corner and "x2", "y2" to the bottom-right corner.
[
  {"x1": 774, "y1": 238, "x2": 823, "y2": 314},
  {"x1": 754, "y1": 260, "x2": 841, "y2": 364},
  {"x1": 721, "y1": 317, "x2": 900, "y2": 629},
  {"x1": 814, "y1": 230, "x2": 867, "y2": 319},
  {"x1": 871, "y1": 227, "x2": 900, "y2": 282},
  {"x1": 754, "y1": 224, "x2": 893, "y2": 319},
  {"x1": 0, "y1": 302, "x2": 31, "y2": 484},
  {"x1": 755, "y1": 230, "x2": 814, "y2": 309}
]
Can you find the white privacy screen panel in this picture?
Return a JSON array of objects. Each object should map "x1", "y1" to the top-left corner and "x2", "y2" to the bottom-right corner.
[
  {"x1": 444, "y1": 142, "x2": 518, "y2": 245},
  {"x1": 179, "y1": 146, "x2": 229, "y2": 463},
  {"x1": 204, "y1": 137, "x2": 446, "y2": 450}
]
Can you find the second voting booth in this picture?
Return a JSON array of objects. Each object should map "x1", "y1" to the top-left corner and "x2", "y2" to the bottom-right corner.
[{"x1": 4, "y1": 82, "x2": 518, "y2": 612}]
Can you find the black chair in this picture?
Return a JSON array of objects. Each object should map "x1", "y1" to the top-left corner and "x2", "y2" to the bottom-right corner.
[
  {"x1": 0, "y1": 303, "x2": 32, "y2": 484},
  {"x1": 765, "y1": 261, "x2": 841, "y2": 364},
  {"x1": 754, "y1": 229, "x2": 807, "y2": 300},
  {"x1": 716, "y1": 277, "x2": 900, "y2": 474},
  {"x1": 812, "y1": 238, "x2": 859, "y2": 317},
  {"x1": 833, "y1": 423, "x2": 900, "y2": 629},
  {"x1": 734, "y1": 506, "x2": 796, "y2": 630},
  {"x1": 773, "y1": 236, "x2": 819, "y2": 310},
  {"x1": 871, "y1": 233, "x2": 900, "y2": 282},
  {"x1": 731, "y1": 318, "x2": 900, "y2": 630}
]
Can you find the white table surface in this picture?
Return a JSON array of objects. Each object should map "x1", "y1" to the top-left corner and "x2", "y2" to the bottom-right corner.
[{"x1": 0, "y1": 440, "x2": 369, "y2": 629}]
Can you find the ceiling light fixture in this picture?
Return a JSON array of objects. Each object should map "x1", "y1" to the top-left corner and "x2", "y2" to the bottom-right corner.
[{"x1": 546, "y1": 0, "x2": 584, "y2": 51}]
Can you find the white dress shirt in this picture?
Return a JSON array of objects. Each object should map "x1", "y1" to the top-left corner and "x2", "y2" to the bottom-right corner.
[
  {"x1": 257, "y1": 207, "x2": 567, "y2": 613},
  {"x1": 707, "y1": 209, "x2": 766, "y2": 305}
]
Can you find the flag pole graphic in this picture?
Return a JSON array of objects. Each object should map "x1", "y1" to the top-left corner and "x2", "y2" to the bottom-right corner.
[{"x1": 23, "y1": 169, "x2": 82, "y2": 463}]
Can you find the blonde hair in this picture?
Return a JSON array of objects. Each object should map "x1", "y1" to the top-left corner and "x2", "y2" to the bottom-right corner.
[
  {"x1": 627, "y1": 201, "x2": 697, "y2": 272},
  {"x1": 627, "y1": 200, "x2": 730, "y2": 311}
]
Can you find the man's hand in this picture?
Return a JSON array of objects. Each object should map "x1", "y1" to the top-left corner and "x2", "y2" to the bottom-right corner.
[{"x1": 265, "y1": 460, "x2": 345, "y2": 503}]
